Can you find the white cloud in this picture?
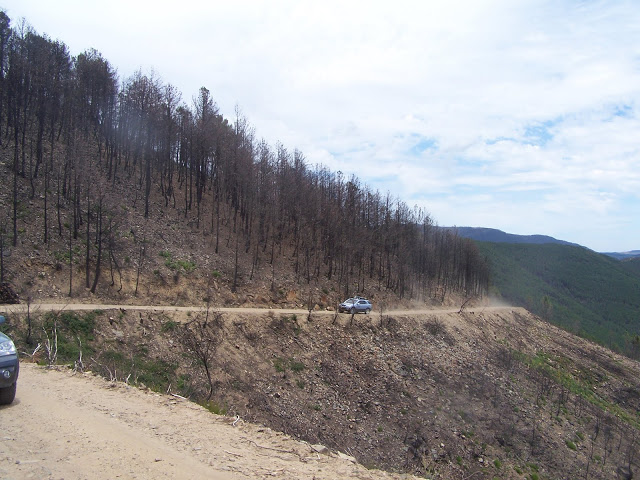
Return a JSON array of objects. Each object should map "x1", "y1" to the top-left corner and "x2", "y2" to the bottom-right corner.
[{"x1": 4, "y1": 0, "x2": 640, "y2": 251}]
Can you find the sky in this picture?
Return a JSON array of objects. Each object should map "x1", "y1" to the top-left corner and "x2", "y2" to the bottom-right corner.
[{"x1": 3, "y1": 0, "x2": 640, "y2": 252}]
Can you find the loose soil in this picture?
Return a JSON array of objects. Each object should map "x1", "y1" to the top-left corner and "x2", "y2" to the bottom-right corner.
[{"x1": 1, "y1": 362, "x2": 418, "y2": 480}]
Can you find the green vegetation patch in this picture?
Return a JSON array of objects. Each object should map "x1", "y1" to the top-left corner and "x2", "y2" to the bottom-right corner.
[
  {"x1": 273, "y1": 357, "x2": 306, "y2": 373},
  {"x1": 95, "y1": 349, "x2": 177, "y2": 393},
  {"x1": 159, "y1": 251, "x2": 196, "y2": 273},
  {"x1": 53, "y1": 245, "x2": 82, "y2": 265},
  {"x1": 161, "y1": 320, "x2": 179, "y2": 332},
  {"x1": 41, "y1": 311, "x2": 97, "y2": 362},
  {"x1": 513, "y1": 349, "x2": 640, "y2": 428},
  {"x1": 200, "y1": 400, "x2": 227, "y2": 415},
  {"x1": 135, "y1": 357, "x2": 177, "y2": 391}
]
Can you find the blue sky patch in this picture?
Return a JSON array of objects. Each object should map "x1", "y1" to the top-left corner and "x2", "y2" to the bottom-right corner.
[
  {"x1": 613, "y1": 104, "x2": 633, "y2": 118},
  {"x1": 408, "y1": 135, "x2": 438, "y2": 156},
  {"x1": 523, "y1": 119, "x2": 557, "y2": 146},
  {"x1": 485, "y1": 136, "x2": 515, "y2": 145}
]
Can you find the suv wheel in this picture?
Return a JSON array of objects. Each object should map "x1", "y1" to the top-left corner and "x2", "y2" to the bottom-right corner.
[{"x1": 0, "y1": 383, "x2": 16, "y2": 405}]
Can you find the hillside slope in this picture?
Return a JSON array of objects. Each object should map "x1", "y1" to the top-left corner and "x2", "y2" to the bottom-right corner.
[
  {"x1": 622, "y1": 257, "x2": 640, "y2": 277},
  {"x1": 2, "y1": 304, "x2": 640, "y2": 479},
  {"x1": 2, "y1": 363, "x2": 417, "y2": 480},
  {"x1": 477, "y1": 241, "x2": 640, "y2": 352},
  {"x1": 0, "y1": 9, "x2": 487, "y2": 312}
]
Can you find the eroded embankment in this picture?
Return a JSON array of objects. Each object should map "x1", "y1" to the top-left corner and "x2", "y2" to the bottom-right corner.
[{"x1": 4, "y1": 305, "x2": 640, "y2": 479}]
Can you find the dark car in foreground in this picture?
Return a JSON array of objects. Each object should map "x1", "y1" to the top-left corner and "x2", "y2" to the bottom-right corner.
[
  {"x1": 0, "y1": 315, "x2": 19, "y2": 405},
  {"x1": 338, "y1": 297, "x2": 372, "y2": 314}
]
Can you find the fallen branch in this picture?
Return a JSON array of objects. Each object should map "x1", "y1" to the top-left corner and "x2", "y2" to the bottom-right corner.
[
  {"x1": 73, "y1": 336, "x2": 84, "y2": 373},
  {"x1": 224, "y1": 450, "x2": 243, "y2": 457},
  {"x1": 459, "y1": 296, "x2": 473, "y2": 313},
  {"x1": 21, "y1": 343, "x2": 42, "y2": 358}
]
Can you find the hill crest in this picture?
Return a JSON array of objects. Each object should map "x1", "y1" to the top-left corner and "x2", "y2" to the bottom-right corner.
[{"x1": 444, "y1": 226, "x2": 580, "y2": 247}]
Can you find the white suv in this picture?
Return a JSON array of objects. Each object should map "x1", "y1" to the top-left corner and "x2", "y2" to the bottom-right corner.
[{"x1": 338, "y1": 297, "x2": 372, "y2": 314}]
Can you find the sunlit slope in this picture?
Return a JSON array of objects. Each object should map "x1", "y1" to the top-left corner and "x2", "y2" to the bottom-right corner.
[{"x1": 477, "y1": 241, "x2": 640, "y2": 352}]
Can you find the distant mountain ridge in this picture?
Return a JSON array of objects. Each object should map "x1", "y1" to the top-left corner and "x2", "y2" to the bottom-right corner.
[
  {"x1": 602, "y1": 250, "x2": 640, "y2": 260},
  {"x1": 444, "y1": 227, "x2": 580, "y2": 247},
  {"x1": 446, "y1": 226, "x2": 640, "y2": 259}
]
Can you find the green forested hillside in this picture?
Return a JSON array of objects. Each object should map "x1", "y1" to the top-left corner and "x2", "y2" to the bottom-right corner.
[
  {"x1": 622, "y1": 257, "x2": 640, "y2": 277},
  {"x1": 477, "y1": 242, "x2": 640, "y2": 352}
]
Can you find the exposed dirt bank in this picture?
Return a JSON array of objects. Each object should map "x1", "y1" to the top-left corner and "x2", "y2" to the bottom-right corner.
[
  {"x1": 1, "y1": 302, "x2": 515, "y2": 316},
  {"x1": 1, "y1": 363, "x2": 418, "y2": 480}
]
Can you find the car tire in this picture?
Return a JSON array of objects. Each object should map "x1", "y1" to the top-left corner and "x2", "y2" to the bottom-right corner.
[
  {"x1": 0, "y1": 383, "x2": 16, "y2": 405},
  {"x1": 350, "y1": 307, "x2": 356, "y2": 314},
  {"x1": 366, "y1": 308, "x2": 371, "y2": 314}
]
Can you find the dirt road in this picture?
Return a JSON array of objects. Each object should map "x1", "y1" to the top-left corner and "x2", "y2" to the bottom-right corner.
[
  {"x1": 1, "y1": 302, "x2": 516, "y2": 317},
  {"x1": 1, "y1": 363, "x2": 416, "y2": 480}
]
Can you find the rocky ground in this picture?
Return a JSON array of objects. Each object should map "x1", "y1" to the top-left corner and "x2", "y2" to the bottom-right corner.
[{"x1": 2, "y1": 302, "x2": 639, "y2": 479}]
